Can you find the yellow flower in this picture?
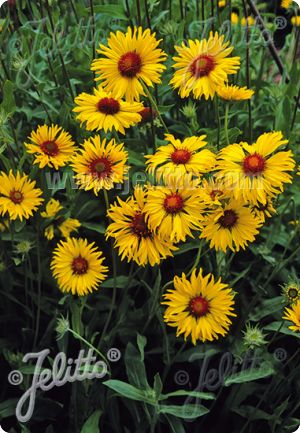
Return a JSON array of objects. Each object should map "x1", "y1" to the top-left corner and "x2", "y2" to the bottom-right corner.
[
  {"x1": 0, "y1": 171, "x2": 43, "y2": 221},
  {"x1": 200, "y1": 200, "x2": 261, "y2": 252},
  {"x1": 73, "y1": 87, "x2": 143, "y2": 134},
  {"x1": 41, "y1": 198, "x2": 62, "y2": 219},
  {"x1": 291, "y1": 16, "x2": 300, "y2": 27},
  {"x1": 25, "y1": 125, "x2": 76, "y2": 170},
  {"x1": 58, "y1": 218, "x2": 81, "y2": 238},
  {"x1": 199, "y1": 176, "x2": 231, "y2": 207},
  {"x1": 281, "y1": 0, "x2": 292, "y2": 9},
  {"x1": 241, "y1": 16, "x2": 256, "y2": 26},
  {"x1": 231, "y1": 12, "x2": 239, "y2": 25},
  {"x1": 217, "y1": 84, "x2": 254, "y2": 101},
  {"x1": 145, "y1": 134, "x2": 216, "y2": 182},
  {"x1": 170, "y1": 32, "x2": 240, "y2": 100},
  {"x1": 106, "y1": 186, "x2": 177, "y2": 266},
  {"x1": 45, "y1": 225, "x2": 55, "y2": 240},
  {"x1": 144, "y1": 174, "x2": 204, "y2": 243},
  {"x1": 162, "y1": 269, "x2": 236, "y2": 344},
  {"x1": 91, "y1": 26, "x2": 167, "y2": 102},
  {"x1": 51, "y1": 238, "x2": 108, "y2": 296},
  {"x1": 283, "y1": 300, "x2": 300, "y2": 332},
  {"x1": 251, "y1": 200, "x2": 276, "y2": 223},
  {"x1": 218, "y1": 0, "x2": 226, "y2": 8},
  {"x1": 282, "y1": 282, "x2": 300, "y2": 305},
  {"x1": 216, "y1": 132, "x2": 295, "y2": 205},
  {"x1": 71, "y1": 136, "x2": 128, "y2": 195}
]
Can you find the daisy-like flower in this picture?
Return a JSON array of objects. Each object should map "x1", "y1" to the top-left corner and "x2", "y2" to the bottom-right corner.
[
  {"x1": 0, "y1": 171, "x2": 43, "y2": 221},
  {"x1": 291, "y1": 16, "x2": 300, "y2": 27},
  {"x1": 25, "y1": 125, "x2": 76, "y2": 170},
  {"x1": 217, "y1": 84, "x2": 254, "y2": 101},
  {"x1": 144, "y1": 174, "x2": 204, "y2": 243},
  {"x1": 251, "y1": 200, "x2": 276, "y2": 223},
  {"x1": 200, "y1": 200, "x2": 261, "y2": 252},
  {"x1": 282, "y1": 282, "x2": 300, "y2": 305},
  {"x1": 162, "y1": 269, "x2": 236, "y2": 344},
  {"x1": 283, "y1": 300, "x2": 300, "y2": 332},
  {"x1": 216, "y1": 132, "x2": 295, "y2": 205},
  {"x1": 170, "y1": 32, "x2": 240, "y2": 100},
  {"x1": 199, "y1": 176, "x2": 231, "y2": 207},
  {"x1": 71, "y1": 136, "x2": 128, "y2": 195},
  {"x1": 145, "y1": 134, "x2": 216, "y2": 182},
  {"x1": 58, "y1": 218, "x2": 81, "y2": 239},
  {"x1": 51, "y1": 237, "x2": 108, "y2": 296},
  {"x1": 41, "y1": 198, "x2": 63, "y2": 219},
  {"x1": 91, "y1": 26, "x2": 167, "y2": 102},
  {"x1": 106, "y1": 186, "x2": 177, "y2": 266},
  {"x1": 281, "y1": 0, "x2": 292, "y2": 9},
  {"x1": 73, "y1": 87, "x2": 143, "y2": 134}
]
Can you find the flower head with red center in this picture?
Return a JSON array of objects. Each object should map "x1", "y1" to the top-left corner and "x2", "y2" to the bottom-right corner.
[
  {"x1": 189, "y1": 296, "x2": 209, "y2": 317},
  {"x1": 25, "y1": 124, "x2": 75, "y2": 170},
  {"x1": 73, "y1": 87, "x2": 143, "y2": 135},
  {"x1": 71, "y1": 135, "x2": 128, "y2": 195},
  {"x1": 106, "y1": 187, "x2": 177, "y2": 266},
  {"x1": 216, "y1": 132, "x2": 295, "y2": 205},
  {"x1": 118, "y1": 52, "x2": 142, "y2": 77},
  {"x1": 91, "y1": 27, "x2": 167, "y2": 101},
  {"x1": 51, "y1": 238, "x2": 108, "y2": 296},
  {"x1": 190, "y1": 55, "x2": 216, "y2": 78},
  {"x1": 0, "y1": 171, "x2": 43, "y2": 221},
  {"x1": 144, "y1": 174, "x2": 204, "y2": 243},
  {"x1": 170, "y1": 32, "x2": 240, "y2": 100},
  {"x1": 146, "y1": 134, "x2": 216, "y2": 182},
  {"x1": 163, "y1": 269, "x2": 236, "y2": 344},
  {"x1": 200, "y1": 200, "x2": 261, "y2": 252}
]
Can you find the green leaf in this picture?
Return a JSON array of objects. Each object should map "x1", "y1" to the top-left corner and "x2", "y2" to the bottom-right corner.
[
  {"x1": 93, "y1": 5, "x2": 127, "y2": 19},
  {"x1": 103, "y1": 380, "x2": 154, "y2": 404},
  {"x1": 153, "y1": 373, "x2": 163, "y2": 399},
  {"x1": 263, "y1": 321, "x2": 300, "y2": 340},
  {"x1": 81, "y1": 222, "x2": 106, "y2": 234},
  {"x1": 158, "y1": 404, "x2": 209, "y2": 419},
  {"x1": 81, "y1": 410, "x2": 102, "y2": 433},
  {"x1": 224, "y1": 361, "x2": 275, "y2": 386},
  {"x1": 164, "y1": 415, "x2": 186, "y2": 433},
  {"x1": 160, "y1": 390, "x2": 215, "y2": 401},
  {"x1": 101, "y1": 276, "x2": 139, "y2": 289},
  {"x1": 1, "y1": 80, "x2": 16, "y2": 114},
  {"x1": 125, "y1": 337, "x2": 151, "y2": 391}
]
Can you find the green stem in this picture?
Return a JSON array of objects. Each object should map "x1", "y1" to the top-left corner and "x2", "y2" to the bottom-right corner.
[
  {"x1": 224, "y1": 103, "x2": 230, "y2": 145},
  {"x1": 141, "y1": 82, "x2": 169, "y2": 134},
  {"x1": 99, "y1": 190, "x2": 117, "y2": 347},
  {"x1": 33, "y1": 221, "x2": 42, "y2": 349}
]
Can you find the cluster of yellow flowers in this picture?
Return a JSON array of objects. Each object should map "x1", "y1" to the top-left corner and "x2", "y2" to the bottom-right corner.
[{"x1": 0, "y1": 27, "x2": 298, "y2": 344}]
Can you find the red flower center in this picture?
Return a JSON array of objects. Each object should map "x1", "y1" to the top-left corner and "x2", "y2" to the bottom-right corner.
[
  {"x1": 164, "y1": 193, "x2": 184, "y2": 214},
  {"x1": 210, "y1": 189, "x2": 223, "y2": 201},
  {"x1": 190, "y1": 55, "x2": 216, "y2": 78},
  {"x1": 118, "y1": 52, "x2": 142, "y2": 77},
  {"x1": 10, "y1": 190, "x2": 24, "y2": 204},
  {"x1": 72, "y1": 256, "x2": 88, "y2": 275},
  {"x1": 218, "y1": 210, "x2": 238, "y2": 228},
  {"x1": 243, "y1": 153, "x2": 265, "y2": 175},
  {"x1": 171, "y1": 149, "x2": 192, "y2": 165},
  {"x1": 139, "y1": 107, "x2": 156, "y2": 123},
  {"x1": 189, "y1": 296, "x2": 209, "y2": 317},
  {"x1": 97, "y1": 98, "x2": 120, "y2": 115},
  {"x1": 131, "y1": 212, "x2": 151, "y2": 238},
  {"x1": 89, "y1": 157, "x2": 112, "y2": 179},
  {"x1": 41, "y1": 140, "x2": 59, "y2": 156}
]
